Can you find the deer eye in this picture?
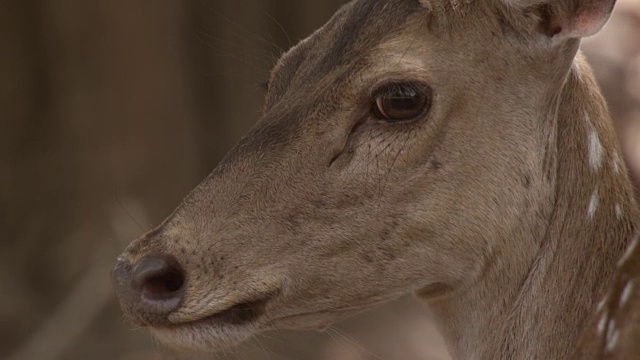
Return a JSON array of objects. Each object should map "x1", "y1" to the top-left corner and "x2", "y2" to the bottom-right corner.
[{"x1": 372, "y1": 82, "x2": 432, "y2": 122}]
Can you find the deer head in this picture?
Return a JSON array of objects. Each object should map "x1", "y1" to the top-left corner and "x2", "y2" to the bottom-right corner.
[{"x1": 112, "y1": 0, "x2": 640, "y2": 358}]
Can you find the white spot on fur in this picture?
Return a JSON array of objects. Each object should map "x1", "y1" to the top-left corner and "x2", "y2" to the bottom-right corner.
[
  {"x1": 573, "y1": 61, "x2": 582, "y2": 78},
  {"x1": 588, "y1": 189, "x2": 599, "y2": 219},
  {"x1": 615, "y1": 204, "x2": 623, "y2": 220},
  {"x1": 588, "y1": 126, "x2": 605, "y2": 171},
  {"x1": 620, "y1": 280, "x2": 634, "y2": 307},
  {"x1": 597, "y1": 313, "x2": 607, "y2": 335},
  {"x1": 606, "y1": 319, "x2": 616, "y2": 349},
  {"x1": 596, "y1": 295, "x2": 609, "y2": 312},
  {"x1": 619, "y1": 234, "x2": 639, "y2": 267},
  {"x1": 613, "y1": 152, "x2": 621, "y2": 175},
  {"x1": 606, "y1": 330, "x2": 619, "y2": 353}
]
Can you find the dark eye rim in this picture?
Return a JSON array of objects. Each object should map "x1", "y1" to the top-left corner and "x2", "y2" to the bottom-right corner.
[{"x1": 370, "y1": 81, "x2": 433, "y2": 123}]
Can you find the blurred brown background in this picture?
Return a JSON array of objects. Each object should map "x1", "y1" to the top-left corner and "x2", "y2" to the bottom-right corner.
[{"x1": 1, "y1": 1, "x2": 639, "y2": 360}]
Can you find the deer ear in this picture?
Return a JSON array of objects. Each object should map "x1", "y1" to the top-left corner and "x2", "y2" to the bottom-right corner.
[{"x1": 502, "y1": 0, "x2": 617, "y2": 38}]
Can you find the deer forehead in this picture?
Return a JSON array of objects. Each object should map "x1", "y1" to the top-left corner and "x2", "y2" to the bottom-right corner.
[
  {"x1": 271, "y1": 0, "x2": 506, "y2": 80},
  {"x1": 374, "y1": 39, "x2": 431, "y2": 72},
  {"x1": 267, "y1": 2, "x2": 508, "y2": 113}
]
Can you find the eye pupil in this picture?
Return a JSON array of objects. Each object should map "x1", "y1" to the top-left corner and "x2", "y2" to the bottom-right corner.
[{"x1": 373, "y1": 83, "x2": 431, "y2": 122}]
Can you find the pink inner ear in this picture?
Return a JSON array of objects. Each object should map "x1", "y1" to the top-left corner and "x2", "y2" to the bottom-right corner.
[
  {"x1": 564, "y1": 8, "x2": 611, "y2": 38},
  {"x1": 502, "y1": 0, "x2": 615, "y2": 39}
]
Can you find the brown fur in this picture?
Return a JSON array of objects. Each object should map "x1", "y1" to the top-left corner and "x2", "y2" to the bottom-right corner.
[
  {"x1": 574, "y1": 232, "x2": 640, "y2": 359},
  {"x1": 112, "y1": 0, "x2": 640, "y2": 358}
]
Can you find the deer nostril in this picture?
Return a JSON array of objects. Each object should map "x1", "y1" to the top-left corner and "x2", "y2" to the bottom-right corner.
[{"x1": 131, "y1": 255, "x2": 185, "y2": 304}]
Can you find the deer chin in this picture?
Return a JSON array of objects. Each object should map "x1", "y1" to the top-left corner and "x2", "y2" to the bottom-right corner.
[
  {"x1": 150, "y1": 319, "x2": 258, "y2": 352},
  {"x1": 266, "y1": 307, "x2": 376, "y2": 331},
  {"x1": 265, "y1": 295, "x2": 403, "y2": 334}
]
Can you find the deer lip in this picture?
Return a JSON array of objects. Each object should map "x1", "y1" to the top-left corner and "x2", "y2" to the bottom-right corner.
[
  {"x1": 145, "y1": 296, "x2": 271, "y2": 353},
  {"x1": 160, "y1": 293, "x2": 275, "y2": 330}
]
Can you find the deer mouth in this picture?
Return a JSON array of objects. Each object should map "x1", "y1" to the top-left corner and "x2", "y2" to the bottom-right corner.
[
  {"x1": 168, "y1": 296, "x2": 271, "y2": 328},
  {"x1": 147, "y1": 292, "x2": 277, "y2": 351}
]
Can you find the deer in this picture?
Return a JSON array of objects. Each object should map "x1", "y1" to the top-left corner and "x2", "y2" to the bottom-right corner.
[{"x1": 111, "y1": 0, "x2": 640, "y2": 359}]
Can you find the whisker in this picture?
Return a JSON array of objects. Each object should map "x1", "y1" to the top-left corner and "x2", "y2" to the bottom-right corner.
[
  {"x1": 196, "y1": 0, "x2": 285, "y2": 53},
  {"x1": 114, "y1": 189, "x2": 145, "y2": 232},
  {"x1": 330, "y1": 327, "x2": 386, "y2": 360},
  {"x1": 258, "y1": 7, "x2": 292, "y2": 47},
  {"x1": 325, "y1": 327, "x2": 364, "y2": 360}
]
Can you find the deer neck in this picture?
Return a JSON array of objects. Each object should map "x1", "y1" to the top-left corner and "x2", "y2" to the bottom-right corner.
[{"x1": 425, "y1": 53, "x2": 640, "y2": 360}]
